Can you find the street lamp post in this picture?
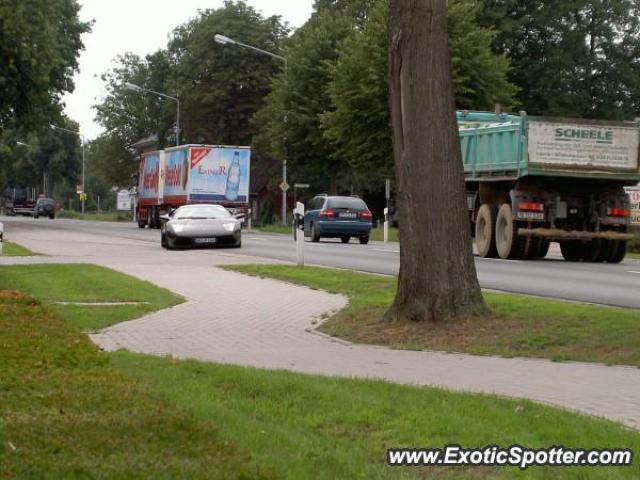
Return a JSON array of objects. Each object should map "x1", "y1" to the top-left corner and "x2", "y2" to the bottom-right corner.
[
  {"x1": 50, "y1": 125, "x2": 85, "y2": 214},
  {"x1": 214, "y1": 33, "x2": 289, "y2": 225},
  {"x1": 124, "y1": 82, "x2": 180, "y2": 146}
]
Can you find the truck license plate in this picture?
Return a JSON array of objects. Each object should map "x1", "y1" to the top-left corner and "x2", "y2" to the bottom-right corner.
[
  {"x1": 516, "y1": 212, "x2": 545, "y2": 220},
  {"x1": 195, "y1": 237, "x2": 217, "y2": 244}
]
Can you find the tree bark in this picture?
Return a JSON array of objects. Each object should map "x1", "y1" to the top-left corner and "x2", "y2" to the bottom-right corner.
[{"x1": 385, "y1": 0, "x2": 488, "y2": 323}]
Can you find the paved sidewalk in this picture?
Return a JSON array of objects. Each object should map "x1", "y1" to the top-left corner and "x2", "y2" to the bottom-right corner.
[{"x1": 3, "y1": 222, "x2": 640, "y2": 430}]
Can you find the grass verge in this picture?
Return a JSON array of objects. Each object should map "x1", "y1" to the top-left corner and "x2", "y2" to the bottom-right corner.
[
  {"x1": 113, "y1": 351, "x2": 640, "y2": 479},
  {"x1": 224, "y1": 264, "x2": 640, "y2": 367},
  {"x1": 1, "y1": 241, "x2": 37, "y2": 256},
  {"x1": 0, "y1": 264, "x2": 183, "y2": 330},
  {"x1": 0, "y1": 290, "x2": 262, "y2": 479},
  {"x1": 57, "y1": 211, "x2": 131, "y2": 222},
  {"x1": 2, "y1": 263, "x2": 639, "y2": 478}
]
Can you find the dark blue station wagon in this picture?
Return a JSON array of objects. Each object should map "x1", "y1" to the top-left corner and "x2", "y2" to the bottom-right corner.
[{"x1": 303, "y1": 195, "x2": 372, "y2": 244}]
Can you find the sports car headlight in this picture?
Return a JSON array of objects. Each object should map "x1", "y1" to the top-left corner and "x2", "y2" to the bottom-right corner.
[
  {"x1": 172, "y1": 224, "x2": 185, "y2": 233},
  {"x1": 223, "y1": 222, "x2": 237, "y2": 232}
]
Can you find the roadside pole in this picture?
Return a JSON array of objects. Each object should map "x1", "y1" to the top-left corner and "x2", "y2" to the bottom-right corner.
[
  {"x1": 294, "y1": 202, "x2": 305, "y2": 266},
  {"x1": 0, "y1": 221, "x2": 3, "y2": 255},
  {"x1": 384, "y1": 178, "x2": 391, "y2": 244},
  {"x1": 383, "y1": 207, "x2": 389, "y2": 244},
  {"x1": 280, "y1": 180, "x2": 290, "y2": 225}
]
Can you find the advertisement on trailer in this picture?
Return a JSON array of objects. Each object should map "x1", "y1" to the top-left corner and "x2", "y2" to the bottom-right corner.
[
  {"x1": 138, "y1": 152, "x2": 161, "y2": 200},
  {"x1": 626, "y1": 187, "x2": 640, "y2": 227},
  {"x1": 163, "y1": 147, "x2": 189, "y2": 204},
  {"x1": 189, "y1": 147, "x2": 250, "y2": 203}
]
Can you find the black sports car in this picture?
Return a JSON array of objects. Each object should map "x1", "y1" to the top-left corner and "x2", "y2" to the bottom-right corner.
[{"x1": 160, "y1": 204, "x2": 242, "y2": 250}]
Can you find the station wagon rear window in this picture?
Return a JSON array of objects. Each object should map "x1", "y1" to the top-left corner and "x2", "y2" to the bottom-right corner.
[{"x1": 326, "y1": 198, "x2": 367, "y2": 210}]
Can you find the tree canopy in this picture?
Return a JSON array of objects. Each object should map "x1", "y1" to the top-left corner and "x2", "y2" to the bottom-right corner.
[
  {"x1": 321, "y1": 0, "x2": 516, "y2": 191},
  {"x1": 0, "y1": 0, "x2": 91, "y2": 133},
  {"x1": 91, "y1": 0, "x2": 288, "y2": 187},
  {"x1": 478, "y1": 0, "x2": 640, "y2": 119},
  {"x1": 258, "y1": 0, "x2": 517, "y2": 194}
]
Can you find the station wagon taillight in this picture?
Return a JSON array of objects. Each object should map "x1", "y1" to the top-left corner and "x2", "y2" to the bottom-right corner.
[
  {"x1": 319, "y1": 209, "x2": 336, "y2": 218},
  {"x1": 358, "y1": 210, "x2": 372, "y2": 220}
]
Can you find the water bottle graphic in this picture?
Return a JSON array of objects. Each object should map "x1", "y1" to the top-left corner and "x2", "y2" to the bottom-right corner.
[{"x1": 225, "y1": 151, "x2": 241, "y2": 201}]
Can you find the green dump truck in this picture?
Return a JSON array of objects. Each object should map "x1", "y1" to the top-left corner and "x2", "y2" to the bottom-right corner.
[{"x1": 460, "y1": 111, "x2": 640, "y2": 263}]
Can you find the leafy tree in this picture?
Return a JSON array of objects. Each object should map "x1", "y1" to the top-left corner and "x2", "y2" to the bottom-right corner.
[
  {"x1": 255, "y1": 0, "x2": 375, "y2": 194},
  {"x1": 386, "y1": 0, "x2": 487, "y2": 323},
  {"x1": 168, "y1": 0, "x2": 289, "y2": 145},
  {"x1": 0, "y1": 0, "x2": 91, "y2": 132},
  {"x1": 0, "y1": 117, "x2": 81, "y2": 200},
  {"x1": 91, "y1": 1, "x2": 287, "y2": 186},
  {"x1": 322, "y1": 0, "x2": 517, "y2": 186},
  {"x1": 478, "y1": 0, "x2": 640, "y2": 119},
  {"x1": 92, "y1": 51, "x2": 174, "y2": 185}
]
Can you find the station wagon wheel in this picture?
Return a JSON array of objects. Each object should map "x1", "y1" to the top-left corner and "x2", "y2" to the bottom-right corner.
[
  {"x1": 341, "y1": 236, "x2": 350, "y2": 244},
  {"x1": 311, "y1": 223, "x2": 320, "y2": 242}
]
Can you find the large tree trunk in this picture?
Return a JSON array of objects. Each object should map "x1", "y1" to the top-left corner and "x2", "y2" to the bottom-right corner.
[{"x1": 385, "y1": 0, "x2": 488, "y2": 323}]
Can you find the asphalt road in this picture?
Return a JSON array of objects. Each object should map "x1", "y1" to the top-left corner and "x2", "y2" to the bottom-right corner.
[{"x1": 3, "y1": 216, "x2": 640, "y2": 309}]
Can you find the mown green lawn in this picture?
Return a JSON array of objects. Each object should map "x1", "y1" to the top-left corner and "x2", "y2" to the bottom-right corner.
[
  {"x1": 225, "y1": 264, "x2": 640, "y2": 367},
  {"x1": 1, "y1": 263, "x2": 638, "y2": 478},
  {"x1": 0, "y1": 264, "x2": 183, "y2": 331},
  {"x1": 1, "y1": 241, "x2": 37, "y2": 256},
  {"x1": 57, "y1": 211, "x2": 131, "y2": 221}
]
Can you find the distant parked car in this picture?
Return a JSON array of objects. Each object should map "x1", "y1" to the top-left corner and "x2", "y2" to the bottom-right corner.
[
  {"x1": 160, "y1": 204, "x2": 242, "y2": 250},
  {"x1": 33, "y1": 198, "x2": 56, "y2": 219},
  {"x1": 302, "y1": 195, "x2": 372, "y2": 244}
]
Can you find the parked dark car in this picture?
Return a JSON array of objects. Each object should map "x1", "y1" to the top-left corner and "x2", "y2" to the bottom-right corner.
[
  {"x1": 302, "y1": 195, "x2": 372, "y2": 244},
  {"x1": 33, "y1": 197, "x2": 56, "y2": 219},
  {"x1": 160, "y1": 204, "x2": 242, "y2": 250}
]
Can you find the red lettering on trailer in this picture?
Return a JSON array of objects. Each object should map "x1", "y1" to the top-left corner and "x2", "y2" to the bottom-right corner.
[
  {"x1": 143, "y1": 165, "x2": 159, "y2": 191},
  {"x1": 165, "y1": 163, "x2": 182, "y2": 187}
]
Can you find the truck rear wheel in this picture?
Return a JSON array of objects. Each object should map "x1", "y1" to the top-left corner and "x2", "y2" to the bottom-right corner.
[
  {"x1": 495, "y1": 204, "x2": 525, "y2": 259},
  {"x1": 606, "y1": 240, "x2": 627, "y2": 264},
  {"x1": 582, "y1": 239, "x2": 607, "y2": 263},
  {"x1": 475, "y1": 204, "x2": 498, "y2": 258},
  {"x1": 560, "y1": 241, "x2": 584, "y2": 262}
]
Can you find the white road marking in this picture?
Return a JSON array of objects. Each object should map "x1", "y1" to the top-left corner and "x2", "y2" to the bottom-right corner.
[
  {"x1": 373, "y1": 248, "x2": 400, "y2": 254},
  {"x1": 247, "y1": 237, "x2": 269, "y2": 241},
  {"x1": 627, "y1": 271, "x2": 640, "y2": 275}
]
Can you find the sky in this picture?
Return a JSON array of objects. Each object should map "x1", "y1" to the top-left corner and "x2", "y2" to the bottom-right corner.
[{"x1": 62, "y1": 0, "x2": 314, "y2": 140}]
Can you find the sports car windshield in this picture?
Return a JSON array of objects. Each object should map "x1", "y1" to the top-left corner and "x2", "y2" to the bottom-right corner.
[{"x1": 174, "y1": 205, "x2": 232, "y2": 220}]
